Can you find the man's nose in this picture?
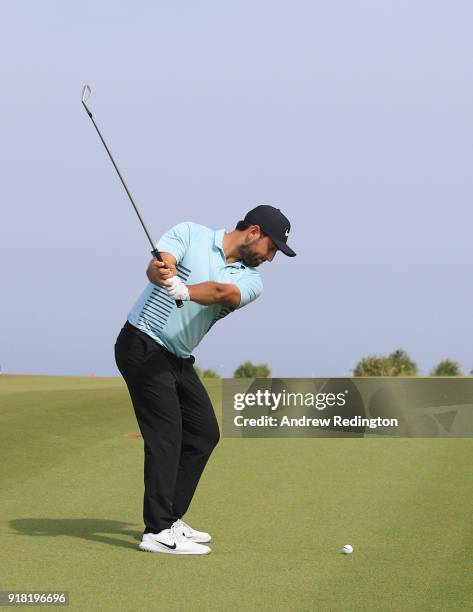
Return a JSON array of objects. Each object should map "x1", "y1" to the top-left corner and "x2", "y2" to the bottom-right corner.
[{"x1": 266, "y1": 251, "x2": 276, "y2": 262}]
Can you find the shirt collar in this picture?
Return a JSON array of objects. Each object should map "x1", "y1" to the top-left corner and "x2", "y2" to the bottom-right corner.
[
  {"x1": 214, "y1": 228, "x2": 246, "y2": 268},
  {"x1": 214, "y1": 229, "x2": 225, "y2": 255}
]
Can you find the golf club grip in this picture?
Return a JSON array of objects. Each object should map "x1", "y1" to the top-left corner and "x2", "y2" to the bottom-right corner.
[{"x1": 151, "y1": 249, "x2": 184, "y2": 309}]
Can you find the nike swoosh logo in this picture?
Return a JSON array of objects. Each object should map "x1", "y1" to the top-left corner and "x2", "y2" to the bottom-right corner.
[
  {"x1": 156, "y1": 540, "x2": 177, "y2": 550},
  {"x1": 285, "y1": 230, "x2": 289, "y2": 237}
]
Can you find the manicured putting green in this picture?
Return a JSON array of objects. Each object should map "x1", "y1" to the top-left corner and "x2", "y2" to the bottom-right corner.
[{"x1": 1, "y1": 375, "x2": 472, "y2": 611}]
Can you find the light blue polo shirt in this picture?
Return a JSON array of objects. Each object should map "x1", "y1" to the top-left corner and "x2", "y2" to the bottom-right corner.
[{"x1": 127, "y1": 222, "x2": 263, "y2": 358}]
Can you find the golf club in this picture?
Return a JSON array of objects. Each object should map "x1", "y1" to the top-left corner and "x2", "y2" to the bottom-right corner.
[{"x1": 81, "y1": 84, "x2": 184, "y2": 308}]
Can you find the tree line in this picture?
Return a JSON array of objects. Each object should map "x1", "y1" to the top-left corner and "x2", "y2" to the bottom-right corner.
[
  {"x1": 196, "y1": 351, "x2": 467, "y2": 378},
  {"x1": 353, "y1": 349, "x2": 466, "y2": 376},
  {"x1": 194, "y1": 361, "x2": 271, "y2": 379}
]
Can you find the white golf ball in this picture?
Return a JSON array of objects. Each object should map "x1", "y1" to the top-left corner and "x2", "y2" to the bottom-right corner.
[{"x1": 342, "y1": 544, "x2": 353, "y2": 554}]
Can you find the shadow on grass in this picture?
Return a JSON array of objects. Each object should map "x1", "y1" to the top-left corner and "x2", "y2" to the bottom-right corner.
[{"x1": 9, "y1": 518, "x2": 142, "y2": 550}]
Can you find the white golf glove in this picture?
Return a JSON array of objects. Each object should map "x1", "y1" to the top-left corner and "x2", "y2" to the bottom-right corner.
[{"x1": 165, "y1": 275, "x2": 190, "y2": 301}]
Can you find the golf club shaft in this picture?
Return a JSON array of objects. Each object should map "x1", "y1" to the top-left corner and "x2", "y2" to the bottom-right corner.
[{"x1": 81, "y1": 98, "x2": 183, "y2": 308}]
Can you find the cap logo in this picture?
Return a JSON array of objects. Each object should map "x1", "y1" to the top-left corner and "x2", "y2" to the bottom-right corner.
[{"x1": 285, "y1": 229, "x2": 289, "y2": 237}]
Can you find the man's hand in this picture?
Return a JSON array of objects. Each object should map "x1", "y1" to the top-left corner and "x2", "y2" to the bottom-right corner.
[
  {"x1": 147, "y1": 259, "x2": 177, "y2": 287},
  {"x1": 165, "y1": 275, "x2": 190, "y2": 301}
]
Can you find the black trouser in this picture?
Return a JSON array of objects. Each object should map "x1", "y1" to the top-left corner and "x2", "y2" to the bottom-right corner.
[{"x1": 114, "y1": 321, "x2": 220, "y2": 534}]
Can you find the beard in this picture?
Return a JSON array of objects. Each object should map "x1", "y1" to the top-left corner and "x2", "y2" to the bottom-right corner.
[{"x1": 238, "y1": 241, "x2": 264, "y2": 267}]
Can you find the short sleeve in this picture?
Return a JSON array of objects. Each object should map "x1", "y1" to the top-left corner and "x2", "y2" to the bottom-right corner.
[
  {"x1": 157, "y1": 222, "x2": 192, "y2": 263},
  {"x1": 233, "y1": 272, "x2": 263, "y2": 308}
]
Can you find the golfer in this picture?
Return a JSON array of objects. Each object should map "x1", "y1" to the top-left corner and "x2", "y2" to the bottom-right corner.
[{"x1": 115, "y1": 205, "x2": 296, "y2": 554}]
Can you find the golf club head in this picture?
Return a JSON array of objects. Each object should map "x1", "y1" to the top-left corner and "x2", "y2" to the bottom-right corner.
[{"x1": 82, "y1": 85, "x2": 91, "y2": 104}]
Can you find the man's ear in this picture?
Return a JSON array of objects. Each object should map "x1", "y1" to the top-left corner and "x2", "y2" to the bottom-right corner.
[{"x1": 246, "y1": 224, "x2": 262, "y2": 242}]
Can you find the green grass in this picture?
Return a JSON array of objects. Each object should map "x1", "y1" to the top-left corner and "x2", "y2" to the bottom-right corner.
[{"x1": 1, "y1": 375, "x2": 472, "y2": 611}]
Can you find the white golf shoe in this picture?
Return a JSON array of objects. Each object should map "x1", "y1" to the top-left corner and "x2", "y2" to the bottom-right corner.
[
  {"x1": 172, "y1": 519, "x2": 212, "y2": 543},
  {"x1": 139, "y1": 523, "x2": 211, "y2": 555}
]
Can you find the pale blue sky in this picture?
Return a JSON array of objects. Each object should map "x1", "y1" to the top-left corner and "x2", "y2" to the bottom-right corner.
[{"x1": 1, "y1": 1, "x2": 472, "y2": 377}]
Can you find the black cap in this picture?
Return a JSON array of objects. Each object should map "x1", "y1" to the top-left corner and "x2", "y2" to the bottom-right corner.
[{"x1": 244, "y1": 205, "x2": 296, "y2": 257}]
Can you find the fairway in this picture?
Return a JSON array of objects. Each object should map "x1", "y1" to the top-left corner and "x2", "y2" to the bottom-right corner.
[{"x1": 1, "y1": 375, "x2": 472, "y2": 611}]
